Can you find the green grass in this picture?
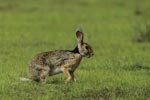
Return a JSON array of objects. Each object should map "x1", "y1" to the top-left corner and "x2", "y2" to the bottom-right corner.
[{"x1": 0, "y1": 0, "x2": 150, "y2": 100}]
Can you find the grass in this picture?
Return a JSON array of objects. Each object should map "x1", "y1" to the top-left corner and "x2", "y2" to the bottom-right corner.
[{"x1": 0, "y1": 0, "x2": 150, "y2": 100}]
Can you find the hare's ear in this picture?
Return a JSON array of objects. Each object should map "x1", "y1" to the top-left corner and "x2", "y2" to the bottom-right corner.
[{"x1": 76, "y1": 27, "x2": 84, "y2": 44}]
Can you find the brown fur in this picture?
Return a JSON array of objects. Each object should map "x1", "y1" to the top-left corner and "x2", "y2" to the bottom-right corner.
[{"x1": 28, "y1": 28, "x2": 94, "y2": 84}]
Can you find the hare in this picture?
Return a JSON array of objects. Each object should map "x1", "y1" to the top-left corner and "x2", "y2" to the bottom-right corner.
[{"x1": 21, "y1": 28, "x2": 94, "y2": 84}]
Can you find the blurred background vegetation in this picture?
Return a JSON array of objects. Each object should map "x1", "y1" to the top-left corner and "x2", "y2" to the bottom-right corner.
[{"x1": 0, "y1": 0, "x2": 150, "y2": 100}]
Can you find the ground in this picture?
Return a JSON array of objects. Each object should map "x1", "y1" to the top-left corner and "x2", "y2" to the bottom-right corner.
[{"x1": 0, "y1": 0, "x2": 150, "y2": 100}]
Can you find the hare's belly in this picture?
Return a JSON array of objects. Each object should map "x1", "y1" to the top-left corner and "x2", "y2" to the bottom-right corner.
[
  {"x1": 49, "y1": 66, "x2": 75, "y2": 76},
  {"x1": 50, "y1": 67, "x2": 63, "y2": 75}
]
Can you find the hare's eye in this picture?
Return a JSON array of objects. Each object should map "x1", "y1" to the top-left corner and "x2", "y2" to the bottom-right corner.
[{"x1": 85, "y1": 46, "x2": 89, "y2": 49}]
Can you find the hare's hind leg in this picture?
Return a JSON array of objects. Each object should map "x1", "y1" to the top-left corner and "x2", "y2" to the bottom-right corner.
[
  {"x1": 28, "y1": 64, "x2": 41, "y2": 82},
  {"x1": 39, "y1": 66, "x2": 50, "y2": 84},
  {"x1": 28, "y1": 64, "x2": 50, "y2": 83}
]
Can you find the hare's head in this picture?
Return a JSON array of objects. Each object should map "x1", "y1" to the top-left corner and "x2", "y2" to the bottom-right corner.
[{"x1": 76, "y1": 28, "x2": 94, "y2": 58}]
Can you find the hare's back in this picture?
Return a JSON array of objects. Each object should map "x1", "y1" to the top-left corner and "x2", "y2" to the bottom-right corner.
[
  {"x1": 30, "y1": 50, "x2": 81, "y2": 67},
  {"x1": 46, "y1": 50, "x2": 80, "y2": 66}
]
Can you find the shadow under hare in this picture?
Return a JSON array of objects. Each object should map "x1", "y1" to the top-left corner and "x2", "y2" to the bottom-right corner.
[{"x1": 21, "y1": 28, "x2": 94, "y2": 84}]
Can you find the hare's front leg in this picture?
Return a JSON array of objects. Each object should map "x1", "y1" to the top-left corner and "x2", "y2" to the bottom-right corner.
[
  {"x1": 62, "y1": 66, "x2": 75, "y2": 84},
  {"x1": 70, "y1": 71, "x2": 76, "y2": 82},
  {"x1": 40, "y1": 66, "x2": 50, "y2": 84}
]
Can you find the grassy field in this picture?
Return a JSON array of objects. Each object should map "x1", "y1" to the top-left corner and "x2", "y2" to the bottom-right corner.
[{"x1": 0, "y1": 0, "x2": 150, "y2": 100}]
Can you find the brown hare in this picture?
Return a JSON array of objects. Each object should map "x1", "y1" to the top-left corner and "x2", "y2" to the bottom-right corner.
[{"x1": 20, "y1": 28, "x2": 94, "y2": 84}]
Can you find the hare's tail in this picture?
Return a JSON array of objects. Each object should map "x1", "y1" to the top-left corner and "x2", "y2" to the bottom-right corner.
[{"x1": 20, "y1": 77, "x2": 31, "y2": 82}]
